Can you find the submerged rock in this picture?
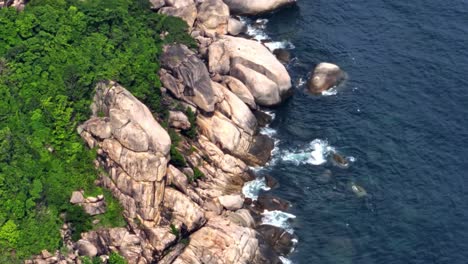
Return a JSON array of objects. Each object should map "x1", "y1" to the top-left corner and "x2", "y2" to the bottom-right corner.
[
  {"x1": 223, "y1": 0, "x2": 297, "y2": 15},
  {"x1": 331, "y1": 152, "x2": 350, "y2": 168},
  {"x1": 351, "y1": 183, "x2": 367, "y2": 197},
  {"x1": 307, "y1": 62, "x2": 345, "y2": 94}
]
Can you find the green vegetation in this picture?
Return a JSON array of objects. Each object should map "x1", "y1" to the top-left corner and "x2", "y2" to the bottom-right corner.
[
  {"x1": 185, "y1": 167, "x2": 205, "y2": 183},
  {"x1": 0, "y1": 0, "x2": 194, "y2": 261},
  {"x1": 168, "y1": 128, "x2": 186, "y2": 167},
  {"x1": 192, "y1": 167, "x2": 205, "y2": 181},
  {"x1": 182, "y1": 107, "x2": 197, "y2": 139},
  {"x1": 109, "y1": 251, "x2": 127, "y2": 264},
  {"x1": 169, "y1": 224, "x2": 180, "y2": 237}
]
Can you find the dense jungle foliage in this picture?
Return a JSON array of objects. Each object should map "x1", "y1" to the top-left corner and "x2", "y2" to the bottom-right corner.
[{"x1": 0, "y1": 0, "x2": 194, "y2": 261}]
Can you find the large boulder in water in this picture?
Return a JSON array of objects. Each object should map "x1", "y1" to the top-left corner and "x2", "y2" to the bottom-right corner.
[
  {"x1": 307, "y1": 62, "x2": 345, "y2": 94},
  {"x1": 257, "y1": 225, "x2": 297, "y2": 256},
  {"x1": 223, "y1": 0, "x2": 297, "y2": 15}
]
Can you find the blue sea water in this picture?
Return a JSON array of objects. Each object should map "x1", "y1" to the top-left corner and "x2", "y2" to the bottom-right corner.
[{"x1": 252, "y1": 0, "x2": 468, "y2": 263}]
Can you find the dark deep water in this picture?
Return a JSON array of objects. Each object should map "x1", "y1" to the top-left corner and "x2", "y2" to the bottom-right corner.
[{"x1": 253, "y1": 0, "x2": 468, "y2": 263}]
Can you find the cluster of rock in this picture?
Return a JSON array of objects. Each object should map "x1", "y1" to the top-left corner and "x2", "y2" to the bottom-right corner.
[
  {"x1": 27, "y1": 0, "x2": 302, "y2": 263},
  {"x1": 70, "y1": 191, "x2": 107, "y2": 216},
  {"x1": 0, "y1": 0, "x2": 26, "y2": 10}
]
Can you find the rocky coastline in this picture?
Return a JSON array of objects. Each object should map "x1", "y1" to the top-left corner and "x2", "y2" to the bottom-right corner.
[{"x1": 17, "y1": 0, "x2": 319, "y2": 263}]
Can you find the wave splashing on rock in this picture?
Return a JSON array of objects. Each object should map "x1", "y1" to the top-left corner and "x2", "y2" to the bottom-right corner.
[
  {"x1": 242, "y1": 177, "x2": 271, "y2": 200},
  {"x1": 261, "y1": 210, "x2": 296, "y2": 234}
]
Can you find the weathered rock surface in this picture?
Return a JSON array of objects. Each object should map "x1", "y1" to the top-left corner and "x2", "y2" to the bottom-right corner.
[
  {"x1": 0, "y1": 0, "x2": 26, "y2": 10},
  {"x1": 173, "y1": 216, "x2": 264, "y2": 264},
  {"x1": 257, "y1": 225, "x2": 297, "y2": 256},
  {"x1": 163, "y1": 187, "x2": 206, "y2": 232},
  {"x1": 160, "y1": 44, "x2": 217, "y2": 112},
  {"x1": 222, "y1": 76, "x2": 256, "y2": 109},
  {"x1": 307, "y1": 62, "x2": 345, "y2": 94},
  {"x1": 209, "y1": 36, "x2": 292, "y2": 106},
  {"x1": 223, "y1": 0, "x2": 296, "y2": 15},
  {"x1": 149, "y1": 0, "x2": 165, "y2": 10},
  {"x1": 228, "y1": 17, "x2": 246, "y2": 36},
  {"x1": 169, "y1": 110, "x2": 191, "y2": 130},
  {"x1": 159, "y1": 3, "x2": 198, "y2": 28},
  {"x1": 218, "y1": 194, "x2": 244, "y2": 210},
  {"x1": 78, "y1": 81, "x2": 170, "y2": 226},
  {"x1": 70, "y1": 191, "x2": 106, "y2": 215},
  {"x1": 195, "y1": 0, "x2": 230, "y2": 36},
  {"x1": 80, "y1": 228, "x2": 145, "y2": 263}
]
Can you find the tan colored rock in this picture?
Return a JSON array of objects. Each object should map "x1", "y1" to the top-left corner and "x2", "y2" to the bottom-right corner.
[
  {"x1": 169, "y1": 111, "x2": 191, "y2": 130},
  {"x1": 159, "y1": 4, "x2": 198, "y2": 28},
  {"x1": 209, "y1": 36, "x2": 292, "y2": 106},
  {"x1": 76, "y1": 240, "x2": 98, "y2": 257},
  {"x1": 82, "y1": 200, "x2": 106, "y2": 216},
  {"x1": 0, "y1": 0, "x2": 26, "y2": 10},
  {"x1": 218, "y1": 194, "x2": 244, "y2": 210},
  {"x1": 231, "y1": 63, "x2": 281, "y2": 106},
  {"x1": 163, "y1": 188, "x2": 206, "y2": 232},
  {"x1": 70, "y1": 191, "x2": 85, "y2": 204},
  {"x1": 161, "y1": 45, "x2": 217, "y2": 113},
  {"x1": 145, "y1": 227, "x2": 177, "y2": 253},
  {"x1": 228, "y1": 18, "x2": 246, "y2": 36},
  {"x1": 196, "y1": 0, "x2": 230, "y2": 36},
  {"x1": 207, "y1": 41, "x2": 230, "y2": 75},
  {"x1": 307, "y1": 62, "x2": 345, "y2": 94},
  {"x1": 223, "y1": 0, "x2": 296, "y2": 15},
  {"x1": 222, "y1": 76, "x2": 256, "y2": 109},
  {"x1": 165, "y1": 0, "x2": 193, "y2": 8},
  {"x1": 91, "y1": 82, "x2": 171, "y2": 155},
  {"x1": 81, "y1": 228, "x2": 144, "y2": 264},
  {"x1": 81, "y1": 118, "x2": 112, "y2": 139},
  {"x1": 173, "y1": 216, "x2": 263, "y2": 264},
  {"x1": 216, "y1": 83, "x2": 257, "y2": 135},
  {"x1": 228, "y1": 209, "x2": 255, "y2": 228},
  {"x1": 113, "y1": 121, "x2": 149, "y2": 152},
  {"x1": 149, "y1": 0, "x2": 165, "y2": 10}
]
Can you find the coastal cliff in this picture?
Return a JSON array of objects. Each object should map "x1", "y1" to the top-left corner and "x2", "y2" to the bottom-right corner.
[{"x1": 10, "y1": 0, "x2": 298, "y2": 263}]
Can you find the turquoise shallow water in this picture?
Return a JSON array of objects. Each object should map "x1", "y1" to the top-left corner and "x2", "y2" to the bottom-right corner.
[{"x1": 252, "y1": 0, "x2": 468, "y2": 263}]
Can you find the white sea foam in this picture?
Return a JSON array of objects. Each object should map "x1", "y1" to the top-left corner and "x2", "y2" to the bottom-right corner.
[
  {"x1": 281, "y1": 150, "x2": 310, "y2": 165},
  {"x1": 264, "y1": 110, "x2": 276, "y2": 120},
  {"x1": 261, "y1": 127, "x2": 277, "y2": 137},
  {"x1": 242, "y1": 177, "x2": 271, "y2": 200},
  {"x1": 264, "y1": 40, "x2": 296, "y2": 51},
  {"x1": 297, "y1": 77, "x2": 306, "y2": 87},
  {"x1": 308, "y1": 139, "x2": 335, "y2": 165},
  {"x1": 245, "y1": 18, "x2": 269, "y2": 41},
  {"x1": 276, "y1": 139, "x2": 341, "y2": 166},
  {"x1": 279, "y1": 256, "x2": 294, "y2": 264},
  {"x1": 322, "y1": 87, "x2": 338, "y2": 96},
  {"x1": 261, "y1": 210, "x2": 296, "y2": 234},
  {"x1": 242, "y1": 17, "x2": 295, "y2": 52}
]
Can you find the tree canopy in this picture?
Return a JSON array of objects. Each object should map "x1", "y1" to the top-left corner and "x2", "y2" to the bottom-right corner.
[{"x1": 0, "y1": 0, "x2": 194, "y2": 261}]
